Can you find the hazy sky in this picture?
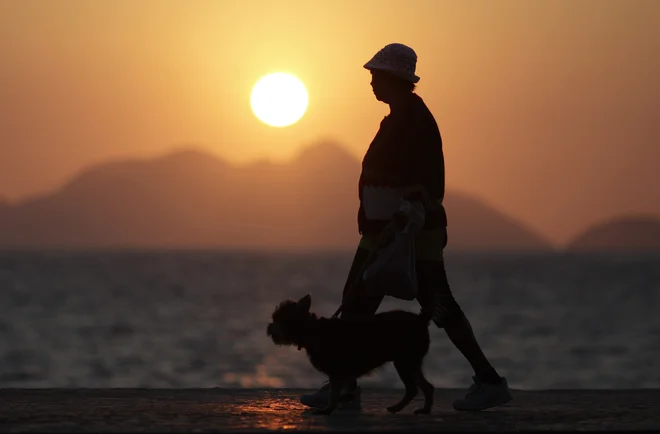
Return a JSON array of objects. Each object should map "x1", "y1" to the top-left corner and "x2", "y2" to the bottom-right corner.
[{"x1": 1, "y1": 0, "x2": 659, "y2": 245}]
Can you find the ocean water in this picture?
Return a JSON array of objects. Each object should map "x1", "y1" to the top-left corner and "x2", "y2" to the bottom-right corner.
[{"x1": 0, "y1": 250, "x2": 658, "y2": 390}]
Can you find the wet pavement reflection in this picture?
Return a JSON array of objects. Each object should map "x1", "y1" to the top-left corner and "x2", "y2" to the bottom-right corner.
[{"x1": 0, "y1": 388, "x2": 658, "y2": 432}]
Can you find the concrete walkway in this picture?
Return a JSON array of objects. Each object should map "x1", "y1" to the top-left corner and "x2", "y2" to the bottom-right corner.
[{"x1": 1, "y1": 388, "x2": 658, "y2": 432}]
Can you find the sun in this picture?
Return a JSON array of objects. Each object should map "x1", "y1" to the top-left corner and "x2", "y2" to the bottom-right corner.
[{"x1": 250, "y1": 73, "x2": 308, "y2": 127}]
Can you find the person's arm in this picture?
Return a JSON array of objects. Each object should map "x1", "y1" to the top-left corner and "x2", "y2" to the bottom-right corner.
[
  {"x1": 402, "y1": 118, "x2": 445, "y2": 229},
  {"x1": 403, "y1": 116, "x2": 439, "y2": 199}
]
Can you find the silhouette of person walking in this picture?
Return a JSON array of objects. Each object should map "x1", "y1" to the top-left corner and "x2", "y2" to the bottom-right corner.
[{"x1": 300, "y1": 43, "x2": 513, "y2": 412}]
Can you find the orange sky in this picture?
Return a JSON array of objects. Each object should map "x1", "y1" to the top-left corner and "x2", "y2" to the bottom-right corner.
[{"x1": 1, "y1": 0, "x2": 659, "y2": 245}]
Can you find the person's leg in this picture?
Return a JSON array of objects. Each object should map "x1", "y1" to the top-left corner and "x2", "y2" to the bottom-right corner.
[
  {"x1": 415, "y1": 257, "x2": 512, "y2": 411},
  {"x1": 417, "y1": 259, "x2": 501, "y2": 380},
  {"x1": 340, "y1": 247, "x2": 385, "y2": 320},
  {"x1": 339, "y1": 247, "x2": 385, "y2": 390},
  {"x1": 300, "y1": 247, "x2": 382, "y2": 409}
]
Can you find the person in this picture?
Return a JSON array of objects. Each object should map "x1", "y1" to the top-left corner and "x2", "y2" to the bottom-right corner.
[{"x1": 299, "y1": 43, "x2": 513, "y2": 412}]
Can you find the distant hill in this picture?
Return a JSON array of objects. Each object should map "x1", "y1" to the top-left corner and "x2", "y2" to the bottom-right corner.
[
  {"x1": 442, "y1": 193, "x2": 550, "y2": 252},
  {"x1": 568, "y1": 216, "x2": 660, "y2": 252},
  {"x1": 0, "y1": 142, "x2": 551, "y2": 251}
]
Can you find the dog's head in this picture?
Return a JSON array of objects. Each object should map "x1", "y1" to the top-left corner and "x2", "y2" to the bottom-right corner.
[{"x1": 267, "y1": 294, "x2": 315, "y2": 348}]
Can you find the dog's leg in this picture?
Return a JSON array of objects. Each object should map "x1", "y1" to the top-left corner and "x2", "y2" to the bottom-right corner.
[
  {"x1": 313, "y1": 377, "x2": 343, "y2": 415},
  {"x1": 414, "y1": 370, "x2": 434, "y2": 415},
  {"x1": 387, "y1": 362, "x2": 418, "y2": 413}
]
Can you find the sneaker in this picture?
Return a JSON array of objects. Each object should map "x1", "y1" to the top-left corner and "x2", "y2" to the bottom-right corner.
[
  {"x1": 453, "y1": 376, "x2": 513, "y2": 411},
  {"x1": 300, "y1": 382, "x2": 362, "y2": 410}
]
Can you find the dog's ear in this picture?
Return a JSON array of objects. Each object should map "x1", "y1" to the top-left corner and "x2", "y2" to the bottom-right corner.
[{"x1": 297, "y1": 294, "x2": 312, "y2": 312}]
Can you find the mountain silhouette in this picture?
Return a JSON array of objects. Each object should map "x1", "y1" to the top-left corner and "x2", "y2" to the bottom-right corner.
[
  {"x1": 0, "y1": 142, "x2": 551, "y2": 251},
  {"x1": 568, "y1": 215, "x2": 660, "y2": 252}
]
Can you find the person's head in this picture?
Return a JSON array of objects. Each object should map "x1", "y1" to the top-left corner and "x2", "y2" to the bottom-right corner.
[
  {"x1": 369, "y1": 70, "x2": 416, "y2": 103},
  {"x1": 363, "y1": 43, "x2": 420, "y2": 103}
]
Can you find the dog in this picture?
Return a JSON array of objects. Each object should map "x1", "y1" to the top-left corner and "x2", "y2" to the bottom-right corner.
[{"x1": 267, "y1": 294, "x2": 435, "y2": 415}]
